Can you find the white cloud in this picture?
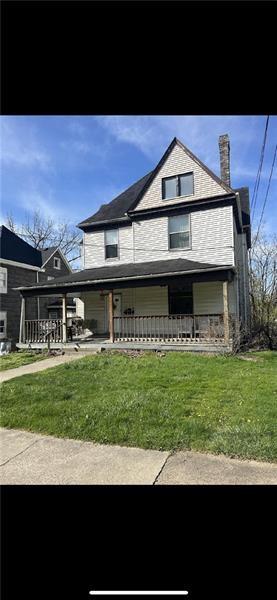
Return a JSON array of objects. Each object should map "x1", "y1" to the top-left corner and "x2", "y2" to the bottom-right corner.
[{"x1": 0, "y1": 118, "x2": 51, "y2": 171}]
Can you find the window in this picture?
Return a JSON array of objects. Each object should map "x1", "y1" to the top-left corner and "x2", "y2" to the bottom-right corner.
[
  {"x1": 0, "y1": 311, "x2": 7, "y2": 338},
  {"x1": 47, "y1": 276, "x2": 54, "y2": 281},
  {"x1": 168, "y1": 215, "x2": 190, "y2": 249},
  {"x1": 105, "y1": 229, "x2": 118, "y2": 259},
  {"x1": 49, "y1": 311, "x2": 58, "y2": 320},
  {"x1": 0, "y1": 267, "x2": 7, "y2": 293},
  {"x1": 54, "y1": 257, "x2": 61, "y2": 269},
  {"x1": 169, "y1": 284, "x2": 193, "y2": 315},
  {"x1": 162, "y1": 172, "x2": 193, "y2": 200}
]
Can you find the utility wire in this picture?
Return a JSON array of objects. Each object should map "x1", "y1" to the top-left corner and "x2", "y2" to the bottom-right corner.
[
  {"x1": 251, "y1": 115, "x2": 270, "y2": 223},
  {"x1": 252, "y1": 143, "x2": 277, "y2": 246}
]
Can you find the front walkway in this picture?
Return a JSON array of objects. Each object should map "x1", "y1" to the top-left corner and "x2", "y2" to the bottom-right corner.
[
  {"x1": 1, "y1": 428, "x2": 276, "y2": 485},
  {"x1": 0, "y1": 352, "x2": 95, "y2": 383}
]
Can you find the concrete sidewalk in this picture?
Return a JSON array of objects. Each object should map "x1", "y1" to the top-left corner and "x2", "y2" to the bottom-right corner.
[
  {"x1": 1, "y1": 428, "x2": 276, "y2": 485},
  {"x1": 0, "y1": 352, "x2": 92, "y2": 383}
]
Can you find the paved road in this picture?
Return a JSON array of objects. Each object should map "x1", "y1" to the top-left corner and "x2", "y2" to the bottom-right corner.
[
  {"x1": 0, "y1": 352, "x2": 93, "y2": 383},
  {"x1": 1, "y1": 428, "x2": 276, "y2": 485}
]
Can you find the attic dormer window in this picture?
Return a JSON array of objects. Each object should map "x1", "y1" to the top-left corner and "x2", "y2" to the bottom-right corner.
[{"x1": 162, "y1": 172, "x2": 194, "y2": 200}]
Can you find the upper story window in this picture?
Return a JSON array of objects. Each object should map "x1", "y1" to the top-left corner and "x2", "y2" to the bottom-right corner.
[
  {"x1": 0, "y1": 267, "x2": 7, "y2": 293},
  {"x1": 54, "y1": 257, "x2": 61, "y2": 269},
  {"x1": 168, "y1": 214, "x2": 190, "y2": 250},
  {"x1": 105, "y1": 229, "x2": 118, "y2": 259},
  {"x1": 162, "y1": 172, "x2": 194, "y2": 200}
]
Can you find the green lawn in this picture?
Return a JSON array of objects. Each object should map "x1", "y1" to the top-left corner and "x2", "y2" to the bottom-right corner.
[
  {"x1": 0, "y1": 351, "x2": 48, "y2": 372},
  {"x1": 1, "y1": 351, "x2": 276, "y2": 462}
]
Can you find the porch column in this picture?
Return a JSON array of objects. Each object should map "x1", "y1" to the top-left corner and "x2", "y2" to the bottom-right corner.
[
  {"x1": 19, "y1": 296, "x2": 25, "y2": 343},
  {"x1": 108, "y1": 291, "x2": 114, "y2": 343},
  {"x1": 223, "y1": 281, "x2": 229, "y2": 342},
  {"x1": 62, "y1": 293, "x2": 67, "y2": 342}
]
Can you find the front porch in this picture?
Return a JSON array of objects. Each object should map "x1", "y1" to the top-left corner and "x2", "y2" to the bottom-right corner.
[{"x1": 16, "y1": 259, "x2": 238, "y2": 353}]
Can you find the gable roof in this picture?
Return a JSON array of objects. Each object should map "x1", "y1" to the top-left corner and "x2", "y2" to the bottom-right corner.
[
  {"x1": 40, "y1": 246, "x2": 58, "y2": 264},
  {"x1": 78, "y1": 137, "x2": 235, "y2": 229},
  {"x1": 0, "y1": 225, "x2": 42, "y2": 267}
]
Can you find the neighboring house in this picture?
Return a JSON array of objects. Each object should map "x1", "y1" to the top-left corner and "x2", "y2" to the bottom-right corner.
[
  {"x1": 16, "y1": 134, "x2": 251, "y2": 350},
  {"x1": 0, "y1": 226, "x2": 72, "y2": 346}
]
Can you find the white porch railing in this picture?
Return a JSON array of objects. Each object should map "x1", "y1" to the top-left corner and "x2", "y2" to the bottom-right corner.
[
  {"x1": 24, "y1": 319, "x2": 63, "y2": 343},
  {"x1": 113, "y1": 314, "x2": 226, "y2": 343}
]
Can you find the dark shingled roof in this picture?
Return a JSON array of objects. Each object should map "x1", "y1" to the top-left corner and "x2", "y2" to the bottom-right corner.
[
  {"x1": 41, "y1": 246, "x2": 59, "y2": 265},
  {"x1": 78, "y1": 171, "x2": 153, "y2": 227},
  {"x1": 78, "y1": 136, "x2": 235, "y2": 229},
  {"x1": 0, "y1": 225, "x2": 42, "y2": 267},
  {"x1": 17, "y1": 258, "x2": 229, "y2": 291}
]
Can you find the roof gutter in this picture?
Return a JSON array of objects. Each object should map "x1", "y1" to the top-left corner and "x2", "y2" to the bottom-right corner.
[
  {"x1": 78, "y1": 216, "x2": 131, "y2": 229},
  {"x1": 15, "y1": 265, "x2": 235, "y2": 292}
]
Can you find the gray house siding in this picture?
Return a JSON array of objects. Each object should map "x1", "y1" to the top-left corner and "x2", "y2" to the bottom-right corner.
[
  {"x1": 0, "y1": 263, "x2": 39, "y2": 346},
  {"x1": 37, "y1": 250, "x2": 71, "y2": 319}
]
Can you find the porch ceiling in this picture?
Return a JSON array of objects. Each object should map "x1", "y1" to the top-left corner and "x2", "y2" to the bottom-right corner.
[{"x1": 15, "y1": 258, "x2": 235, "y2": 298}]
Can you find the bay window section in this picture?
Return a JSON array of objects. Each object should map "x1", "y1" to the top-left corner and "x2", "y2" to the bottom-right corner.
[
  {"x1": 168, "y1": 214, "x2": 190, "y2": 249},
  {"x1": 105, "y1": 229, "x2": 118, "y2": 259}
]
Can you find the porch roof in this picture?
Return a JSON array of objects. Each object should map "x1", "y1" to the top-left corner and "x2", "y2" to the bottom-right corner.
[{"x1": 16, "y1": 258, "x2": 234, "y2": 296}]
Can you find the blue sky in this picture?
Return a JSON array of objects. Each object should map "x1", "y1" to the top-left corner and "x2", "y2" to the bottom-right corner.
[{"x1": 1, "y1": 115, "x2": 276, "y2": 236}]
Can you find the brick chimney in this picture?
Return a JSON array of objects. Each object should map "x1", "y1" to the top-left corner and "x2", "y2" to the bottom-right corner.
[{"x1": 218, "y1": 134, "x2": 231, "y2": 187}]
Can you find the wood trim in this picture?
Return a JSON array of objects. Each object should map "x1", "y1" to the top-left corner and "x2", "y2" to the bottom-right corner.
[
  {"x1": 108, "y1": 291, "x2": 114, "y2": 342},
  {"x1": 223, "y1": 281, "x2": 229, "y2": 342},
  {"x1": 62, "y1": 294, "x2": 67, "y2": 342}
]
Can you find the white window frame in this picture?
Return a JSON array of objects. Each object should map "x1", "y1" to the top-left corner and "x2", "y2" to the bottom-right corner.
[
  {"x1": 162, "y1": 172, "x2": 194, "y2": 201},
  {"x1": 0, "y1": 311, "x2": 7, "y2": 339},
  {"x1": 104, "y1": 229, "x2": 119, "y2": 260},
  {"x1": 0, "y1": 267, "x2": 8, "y2": 293},
  {"x1": 168, "y1": 214, "x2": 191, "y2": 251},
  {"x1": 53, "y1": 257, "x2": 61, "y2": 270}
]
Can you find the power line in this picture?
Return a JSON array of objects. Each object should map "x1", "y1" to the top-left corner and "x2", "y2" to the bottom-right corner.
[
  {"x1": 82, "y1": 241, "x2": 234, "y2": 254},
  {"x1": 251, "y1": 115, "x2": 270, "y2": 223},
  {"x1": 253, "y1": 143, "x2": 277, "y2": 246}
]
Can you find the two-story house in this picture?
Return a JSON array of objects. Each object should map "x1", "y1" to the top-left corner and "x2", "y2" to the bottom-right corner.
[
  {"x1": 16, "y1": 135, "x2": 251, "y2": 351},
  {"x1": 0, "y1": 225, "x2": 73, "y2": 347}
]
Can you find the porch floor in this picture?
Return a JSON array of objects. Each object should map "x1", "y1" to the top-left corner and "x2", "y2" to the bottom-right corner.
[{"x1": 16, "y1": 337, "x2": 231, "y2": 353}]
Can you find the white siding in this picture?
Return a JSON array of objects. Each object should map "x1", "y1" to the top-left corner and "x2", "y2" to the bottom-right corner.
[
  {"x1": 193, "y1": 282, "x2": 224, "y2": 314},
  {"x1": 82, "y1": 286, "x2": 169, "y2": 333},
  {"x1": 134, "y1": 205, "x2": 234, "y2": 265},
  {"x1": 84, "y1": 225, "x2": 133, "y2": 268},
  {"x1": 84, "y1": 206, "x2": 234, "y2": 269},
  {"x1": 135, "y1": 144, "x2": 228, "y2": 211},
  {"x1": 193, "y1": 281, "x2": 236, "y2": 316}
]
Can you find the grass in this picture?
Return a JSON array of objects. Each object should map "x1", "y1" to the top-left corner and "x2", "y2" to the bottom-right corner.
[
  {"x1": 0, "y1": 350, "x2": 276, "y2": 462},
  {"x1": 0, "y1": 351, "x2": 48, "y2": 372}
]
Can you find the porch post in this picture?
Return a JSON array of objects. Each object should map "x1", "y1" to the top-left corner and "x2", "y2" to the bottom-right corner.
[
  {"x1": 108, "y1": 291, "x2": 114, "y2": 342},
  {"x1": 62, "y1": 293, "x2": 67, "y2": 342},
  {"x1": 19, "y1": 296, "x2": 25, "y2": 343},
  {"x1": 223, "y1": 281, "x2": 229, "y2": 342}
]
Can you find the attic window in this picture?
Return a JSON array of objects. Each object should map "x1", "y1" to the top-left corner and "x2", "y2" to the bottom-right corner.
[
  {"x1": 162, "y1": 172, "x2": 194, "y2": 200},
  {"x1": 54, "y1": 257, "x2": 61, "y2": 269}
]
